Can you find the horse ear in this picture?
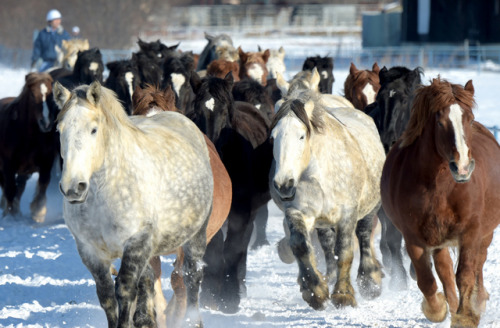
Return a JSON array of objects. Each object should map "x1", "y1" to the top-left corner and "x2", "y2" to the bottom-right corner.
[
  {"x1": 238, "y1": 47, "x2": 247, "y2": 63},
  {"x1": 204, "y1": 32, "x2": 214, "y2": 42},
  {"x1": 276, "y1": 71, "x2": 289, "y2": 95},
  {"x1": 170, "y1": 42, "x2": 180, "y2": 51},
  {"x1": 53, "y1": 81, "x2": 71, "y2": 109},
  {"x1": 304, "y1": 100, "x2": 315, "y2": 118},
  {"x1": 464, "y1": 80, "x2": 474, "y2": 95},
  {"x1": 87, "y1": 81, "x2": 102, "y2": 106},
  {"x1": 262, "y1": 49, "x2": 271, "y2": 63},
  {"x1": 83, "y1": 39, "x2": 90, "y2": 49},
  {"x1": 258, "y1": 45, "x2": 262, "y2": 52},
  {"x1": 310, "y1": 67, "x2": 321, "y2": 92},
  {"x1": 349, "y1": 62, "x2": 358, "y2": 75},
  {"x1": 372, "y1": 62, "x2": 380, "y2": 74},
  {"x1": 379, "y1": 66, "x2": 389, "y2": 84},
  {"x1": 278, "y1": 46, "x2": 285, "y2": 56}
]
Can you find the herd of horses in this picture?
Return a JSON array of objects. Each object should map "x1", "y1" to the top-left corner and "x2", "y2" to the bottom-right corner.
[{"x1": 1, "y1": 32, "x2": 499, "y2": 328}]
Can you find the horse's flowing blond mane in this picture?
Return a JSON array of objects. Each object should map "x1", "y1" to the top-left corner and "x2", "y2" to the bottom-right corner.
[
  {"x1": 399, "y1": 78, "x2": 475, "y2": 148},
  {"x1": 58, "y1": 84, "x2": 140, "y2": 137}
]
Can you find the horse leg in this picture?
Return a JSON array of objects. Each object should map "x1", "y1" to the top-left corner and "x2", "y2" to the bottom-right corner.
[
  {"x1": 377, "y1": 207, "x2": 391, "y2": 268},
  {"x1": 379, "y1": 208, "x2": 407, "y2": 289},
  {"x1": 432, "y1": 247, "x2": 458, "y2": 314},
  {"x1": 115, "y1": 230, "x2": 153, "y2": 328},
  {"x1": 78, "y1": 245, "x2": 118, "y2": 328},
  {"x1": 220, "y1": 209, "x2": 253, "y2": 314},
  {"x1": 181, "y1": 217, "x2": 208, "y2": 327},
  {"x1": 2, "y1": 166, "x2": 20, "y2": 217},
  {"x1": 286, "y1": 209, "x2": 329, "y2": 310},
  {"x1": 316, "y1": 227, "x2": 337, "y2": 283},
  {"x1": 150, "y1": 256, "x2": 167, "y2": 328},
  {"x1": 330, "y1": 217, "x2": 357, "y2": 308},
  {"x1": 452, "y1": 233, "x2": 492, "y2": 328},
  {"x1": 251, "y1": 204, "x2": 270, "y2": 249},
  {"x1": 133, "y1": 263, "x2": 157, "y2": 328},
  {"x1": 474, "y1": 233, "x2": 493, "y2": 314},
  {"x1": 406, "y1": 243, "x2": 447, "y2": 323},
  {"x1": 30, "y1": 164, "x2": 52, "y2": 222},
  {"x1": 355, "y1": 213, "x2": 383, "y2": 299},
  {"x1": 200, "y1": 229, "x2": 225, "y2": 310},
  {"x1": 277, "y1": 217, "x2": 295, "y2": 264},
  {"x1": 166, "y1": 250, "x2": 186, "y2": 328}
]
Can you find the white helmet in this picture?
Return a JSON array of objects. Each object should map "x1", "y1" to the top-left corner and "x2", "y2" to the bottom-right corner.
[{"x1": 46, "y1": 9, "x2": 62, "y2": 21}]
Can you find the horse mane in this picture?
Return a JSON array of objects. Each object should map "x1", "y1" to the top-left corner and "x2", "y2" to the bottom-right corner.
[
  {"x1": 271, "y1": 91, "x2": 325, "y2": 137},
  {"x1": 133, "y1": 84, "x2": 177, "y2": 114},
  {"x1": 58, "y1": 84, "x2": 139, "y2": 135},
  {"x1": 13, "y1": 73, "x2": 52, "y2": 105},
  {"x1": 400, "y1": 78, "x2": 476, "y2": 148}
]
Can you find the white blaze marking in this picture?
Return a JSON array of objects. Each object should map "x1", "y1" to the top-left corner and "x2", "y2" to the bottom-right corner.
[
  {"x1": 248, "y1": 63, "x2": 264, "y2": 84},
  {"x1": 321, "y1": 70, "x2": 328, "y2": 79},
  {"x1": 255, "y1": 104, "x2": 261, "y2": 110},
  {"x1": 146, "y1": 108, "x2": 162, "y2": 117},
  {"x1": 449, "y1": 104, "x2": 469, "y2": 169},
  {"x1": 125, "y1": 72, "x2": 134, "y2": 101},
  {"x1": 389, "y1": 89, "x2": 396, "y2": 98},
  {"x1": 362, "y1": 83, "x2": 376, "y2": 105},
  {"x1": 89, "y1": 62, "x2": 99, "y2": 72},
  {"x1": 205, "y1": 98, "x2": 215, "y2": 111},
  {"x1": 171, "y1": 73, "x2": 185, "y2": 98},
  {"x1": 40, "y1": 83, "x2": 48, "y2": 102}
]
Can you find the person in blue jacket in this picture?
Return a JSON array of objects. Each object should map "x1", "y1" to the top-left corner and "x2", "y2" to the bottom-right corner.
[{"x1": 31, "y1": 9, "x2": 71, "y2": 72}]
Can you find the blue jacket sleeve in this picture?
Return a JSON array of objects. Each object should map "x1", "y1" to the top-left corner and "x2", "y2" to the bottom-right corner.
[{"x1": 32, "y1": 32, "x2": 42, "y2": 63}]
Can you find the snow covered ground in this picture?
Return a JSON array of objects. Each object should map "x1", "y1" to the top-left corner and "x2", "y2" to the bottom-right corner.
[{"x1": 1, "y1": 53, "x2": 500, "y2": 327}]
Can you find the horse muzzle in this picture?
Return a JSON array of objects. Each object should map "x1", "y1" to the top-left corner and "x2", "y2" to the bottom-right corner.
[
  {"x1": 273, "y1": 178, "x2": 296, "y2": 201},
  {"x1": 59, "y1": 181, "x2": 89, "y2": 204},
  {"x1": 449, "y1": 158, "x2": 475, "y2": 183}
]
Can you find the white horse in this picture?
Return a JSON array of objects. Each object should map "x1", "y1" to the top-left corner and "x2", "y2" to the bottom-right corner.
[
  {"x1": 269, "y1": 75, "x2": 385, "y2": 310},
  {"x1": 53, "y1": 81, "x2": 213, "y2": 328}
]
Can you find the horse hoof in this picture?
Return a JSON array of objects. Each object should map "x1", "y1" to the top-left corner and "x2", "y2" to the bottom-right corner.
[
  {"x1": 451, "y1": 312, "x2": 480, "y2": 328},
  {"x1": 331, "y1": 291, "x2": 357, "y2": 308},
  {"x1": 421, "y1": 292, "x2": 448, "y2": 323},
  {"x1": 277, "y1": 238, "x2": 295, "y2": 264},
  {"x1": 357, "y1": 275, "x2": 382, "y2": 299},
  {"x1": 219, "y1": 300, "x2": 239, "y2": 314},
  {"x1": 31, "y1": 204, "x2": 47, "y2": 223},
  {"x1": 302, "y1": 283, "x2": 329, "y2": 310},
  {"x1": 251, "y1": 239, "x2": 270, "y2": 250}
]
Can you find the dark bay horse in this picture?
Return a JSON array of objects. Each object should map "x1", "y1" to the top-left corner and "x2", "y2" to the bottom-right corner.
[
  {"x1": 343, "y1": 62, "x2": 380, "y2": 112},
  {"x1": 190, "y1": 72, "x2": 273, "y2": 313},
  {"x1": 132, "y1": 84, "x2": 232, "y2": 328},
  {"x1": 104, "y1": 59, "x2": 141, "y2": 115},
  {"x1": 365, "y1": 65, "x2": 423, "y2": 289},
  {"x1": 381, "y1": 78, "x2": 500, "y2": 328},
  {"x1": 0, "y1": 73, "x2": 59, "y2": 222},
  {"x1": 52, "y1": 48, "x2": 104, "y2": 89}
]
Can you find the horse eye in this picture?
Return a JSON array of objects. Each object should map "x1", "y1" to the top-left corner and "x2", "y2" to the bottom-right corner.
[
  {"x1": 91, "y1": 128, "x2": 97, "y2": 135},
  {"x1": 300, "y1": 135, "x2": 305, "y2": 140},
  {"x1": 437, "y1": 121, "x2": 443, "y2": 127}
]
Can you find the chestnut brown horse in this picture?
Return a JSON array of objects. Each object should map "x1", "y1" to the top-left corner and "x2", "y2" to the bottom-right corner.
[
  {"x1": 0, "y1": 72, "x2": 59, "y2": 222},
  {"x1": 207, "y1": 59, "x2": 240, "y2": 82},
  {"x1": 238, "y1": 47, "x2": 270, "y2": 86},
  {"x1": 381, "y1": 78, "x2": 500, "y2": 328},
  {"x1": 343, "y1": 62, "x2": 380, "y2": 112},
  {"x1": 133, "y1": 84, "x2": 232, "y2": 328}
]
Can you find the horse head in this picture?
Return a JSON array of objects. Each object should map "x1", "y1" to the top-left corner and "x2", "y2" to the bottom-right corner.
[
  {"x1": 369, "y1": 66, "x2": 423, "y2": 153},
  {"x1": 54, "y1": 81, "x2": 112, "y2": 203},
  {"x1": 132, "y1": 52, "x2": 163, "y2": 87},
  {"x1": 105, "y1": 59, "x2": 141, "y2": 115},
  {"x1": 74, "y1": 48, "x2": 104, "y2": 85},
  {"x1": 190, "y1": 72, "x2": 234, "y2": 143},
  {"x1": 302, "y1": 55, "x2": 334, "y2": 94},
  {"x1": 137, "y1": 38, "x2": 179, "y2": 61},
  {"x1": 344, "y1": 62, "x2": 380, "y2": 111},
  {"x1": 271, "y1": 97, "x2": 317, "y2": 201},
  {"x1": 62, "y1": 39, "x2": 90, "y2": 70},
  {"x1": 266, "y1": 46, "x2": 286, "y2": 80},
  {"x1": 401, "y1": 78, "x2": 476, "y2": 183},
  {"x1": 132, "y1": 84, "x2": 177, "y2": 116},
  {"x1": 25, "y1": 72, "x2": 58, "y2": 132},
  {"x1": 162, "y1": 55, "x2": 196, "y2": 115},
  {"x1": 238, "y1": 47, "x2": 270, "y2": 86}
]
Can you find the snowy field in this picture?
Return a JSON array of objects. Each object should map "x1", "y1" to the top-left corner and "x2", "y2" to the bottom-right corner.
[{"x1": 1, "y1": 49, "x2": 500, "y2": 327}]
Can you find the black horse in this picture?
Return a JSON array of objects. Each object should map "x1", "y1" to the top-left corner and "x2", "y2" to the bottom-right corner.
[
  {"x1": 189, "y1": 72, "x2": 273, "y2": 313},
  {"x1": 365, "y1": 65, "x2": 423, "y2": 290},
  {"x1": 0, "y1": 73, "x2": 59, "y2": 222},
  {"x1": 52, "y1": 48, "x2": 104, "y2": 89},
  {"x1": 196, "y1": 32, "x2": 234, "y2": 71},
  {"x1": 302, "y1": 55, "x2": 334, "y2": 94},
  {"x1": 161, "y1": 55, "x2": 197, "y2": 115},
  {"x1": 104, "y1": 59, "x2": 141, "y2": 115}
]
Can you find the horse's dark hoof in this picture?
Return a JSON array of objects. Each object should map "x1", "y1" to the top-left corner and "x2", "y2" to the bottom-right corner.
[
  {"x1": 301, "y1": 282, "x2": 329, "y2": 310},
  {"x1": 219, "y1": 300, "x2": 239, "y2": 314},
  {"x1": 251, "y1": 239, "x2": 270, "y2": 250}
]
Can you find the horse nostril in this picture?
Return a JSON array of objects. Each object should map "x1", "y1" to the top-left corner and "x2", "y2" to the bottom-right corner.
[
  {"x1": 286, "y1": 178, "x2": 295, "y2": 189},
  {"x1": 78, "y1": 182, "x2": 87, "y2": 192},
  {"x1": 449, "y1": 161, "x2": 458, "y2": 173}
]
